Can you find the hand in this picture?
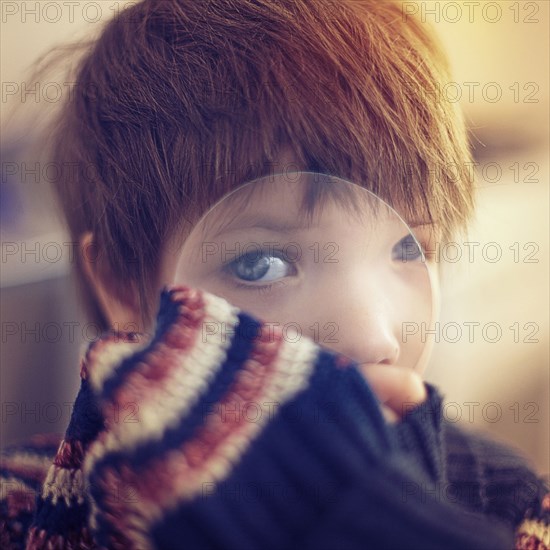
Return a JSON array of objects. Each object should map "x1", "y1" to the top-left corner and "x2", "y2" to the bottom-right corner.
[{"x1": 357, "y1": 364, "x2": 427, "y2": 423}]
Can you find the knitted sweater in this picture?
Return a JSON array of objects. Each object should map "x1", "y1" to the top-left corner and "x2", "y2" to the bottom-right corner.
[{"x1": 1, "y1": 285, "x2": 548, "y2": 549}]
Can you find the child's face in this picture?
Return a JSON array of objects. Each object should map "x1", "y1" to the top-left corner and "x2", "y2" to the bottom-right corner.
[{"x1": 169, "y1": 173, "x2": 439, "y2": 376}]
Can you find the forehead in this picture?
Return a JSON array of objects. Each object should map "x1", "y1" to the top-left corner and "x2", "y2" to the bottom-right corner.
[{"x1": 200, "y1": 172, "x2": 397, "y2": 238}]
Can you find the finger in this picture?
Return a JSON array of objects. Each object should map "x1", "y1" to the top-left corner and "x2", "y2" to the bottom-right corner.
[
  {"x1": 358, "y1": 364, "x2": 427, "y2": 419},
  {"x1": 380, "y1": 403, "x2": 400, "y2": 424}
]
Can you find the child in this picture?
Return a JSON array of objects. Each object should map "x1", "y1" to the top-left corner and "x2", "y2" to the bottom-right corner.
[{"x1": 1, "y1": 0, "x2": 548, "y2": 548}]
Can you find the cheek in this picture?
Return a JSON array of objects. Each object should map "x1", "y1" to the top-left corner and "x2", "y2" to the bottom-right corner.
[
  {"x1": 430, "y1": 268, "x2": 441, "y2": 319},
  {"x1": 395, "y1": 269, "x2": 433, "y2": 324},
  {"x1": 216, "y1": 287, "x2": 294, "y2": 324},
  {"x1": 413, "y1": 335, "x2": 434, "y2": 375},
  {"x1": 387, "y1": 266, "x2": 435, "y2": 370},
  {"x1": 409, "y1": 265, "x2": 440, "y2": 374}
]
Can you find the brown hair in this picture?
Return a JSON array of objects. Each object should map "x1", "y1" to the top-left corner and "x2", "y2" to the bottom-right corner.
[{"x1": 49, "y1": 0, "x2": 474, "y2": 330}]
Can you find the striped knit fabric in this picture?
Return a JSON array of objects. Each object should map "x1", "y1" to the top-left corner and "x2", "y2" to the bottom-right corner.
[{"x1": 1, "y1": 285, "x2": 549, "y2": 549}]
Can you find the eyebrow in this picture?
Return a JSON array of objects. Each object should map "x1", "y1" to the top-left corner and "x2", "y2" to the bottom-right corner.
[
  {"x1": 208, "y1": 215, "x2": 319, "y2": 240},
  {"x1": 209, "y1": 216, "x2": 436, "y2": 238},
  {"x1": 409, "y1": 221, "x2": 434, "y2": 228}
]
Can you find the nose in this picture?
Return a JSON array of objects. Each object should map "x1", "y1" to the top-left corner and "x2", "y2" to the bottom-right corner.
[{"x1": 312, "y1": 268, "x2": 401, "y2": 366}]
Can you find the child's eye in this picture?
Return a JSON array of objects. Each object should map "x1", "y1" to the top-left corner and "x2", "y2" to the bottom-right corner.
[
  {"x1": 225, "y1": 250, "x2": 296, "y2": 284},
  {"x1": 392, "y1": 234, "x2": 424, "y2": 262}
]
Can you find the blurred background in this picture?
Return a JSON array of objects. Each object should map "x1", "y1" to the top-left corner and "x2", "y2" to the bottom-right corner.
[{"x1": 1, "y1": 1, "x2": 548, "y2": 475}]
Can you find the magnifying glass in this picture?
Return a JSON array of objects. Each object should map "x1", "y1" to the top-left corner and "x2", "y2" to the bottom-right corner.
[{"x1": 173, "y1": 172, "x2": 435, "y2": 372}]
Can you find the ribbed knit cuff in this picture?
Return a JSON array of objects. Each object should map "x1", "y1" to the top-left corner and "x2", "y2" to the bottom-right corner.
[{"x1": 391, "y1": 382, "x2": 447, "y2": 484}]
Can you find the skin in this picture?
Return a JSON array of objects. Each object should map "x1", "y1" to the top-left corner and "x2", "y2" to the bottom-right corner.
[{"x1": 82, "y1": 169, "x2": 440, "y2": 424}]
